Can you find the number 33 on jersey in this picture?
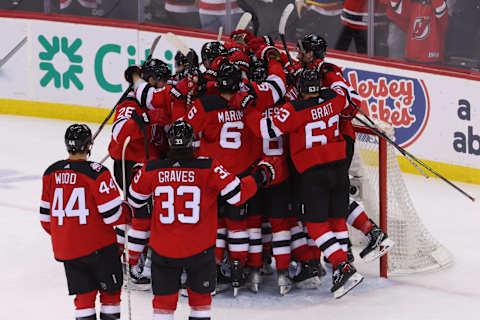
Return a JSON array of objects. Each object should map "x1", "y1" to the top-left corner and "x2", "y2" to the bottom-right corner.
[{"x1": 127, "y1": 158, "x2": 259, "y2": 259}]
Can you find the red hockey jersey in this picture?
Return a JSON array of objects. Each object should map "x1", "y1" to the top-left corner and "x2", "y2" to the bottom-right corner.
[
  {"x1": 127, "y1": 158, "x2": 259, "y2": 259},
  {"x1": 246, "y1": 88, "x2": 350, "y2": 173},
  {"x1": 386, "y1": 0, "x2": 448, "y2": 63},
  {"x1": 40, "y1": 160, "x2": 128, "y2": 261}
]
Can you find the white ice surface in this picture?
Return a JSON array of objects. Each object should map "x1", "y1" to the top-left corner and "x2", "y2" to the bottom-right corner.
[{"x1": 1, "y1": 115, "x2": 479, "y2": 319}]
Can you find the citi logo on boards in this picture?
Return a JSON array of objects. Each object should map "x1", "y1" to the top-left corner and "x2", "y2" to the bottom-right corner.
[{"x1": 343, "y1": 69, "x2": 430, "y2": 148}]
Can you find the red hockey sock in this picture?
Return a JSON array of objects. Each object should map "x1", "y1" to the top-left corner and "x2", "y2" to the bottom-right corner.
[
  {"x1": 305, "y1": 222, "x2": 347, "y2": 269},
  {"x1": 153, "y1": 293, "x2": 179, "y2": 312},
  {"x1": 329, "y1": 218, "x2": 350, "y2": 253},
  {"x1": 99, "y1": 290, "x2": 121, "y2": 319},
  {"x1": 215, "y1": 218, "x2": 227, "y2": 264},
  {"x1": 247, "y1": 215, "x2": 263, "y2": 268},
  {"x1": 226, "y1": 218, "x2": 248, "y2": 266},
  {"x1": 347, "y1": 200, "x2": 374, "y2": 235},
  {"x1": 269, "y1": 218, "x2": 291, "y2": 270},
  {"x1": 74, "y1": 290, "x2": 97, "y2": 319},
  {"x1": 288, "y1": 217, "x2": 313, "y2": 262}
]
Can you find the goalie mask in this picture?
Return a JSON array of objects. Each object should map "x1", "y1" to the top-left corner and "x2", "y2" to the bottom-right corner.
[
  {"x1": 168, "y1": 120, "x2": 194, "y2": 150},
  {"x1": 298, "y1": 68, "x2": 321, "y2": 94},
  {"x1": 65, "y1": 124, "x2": 93, "y2": 154},
  {"x1": 299, "y1": 34, "x2": 328, "y2": 60},
  {"x1": 142, "y1": 59, "x2": 171, "y2": 82}
]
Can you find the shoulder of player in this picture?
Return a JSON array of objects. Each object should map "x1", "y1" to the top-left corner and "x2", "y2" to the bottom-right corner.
[
  {"x1": 321, "y1": 62, "x2": 342, "y2": 74},
  {"x1": 198, "y1": 95, "x2": 229, "y2": 112},
  {"x1": 43, "y1": 160, "x2": 69, "y2": 176},
  {"x1": 145, "y1": 158, "x2": 214, "y2": 171},
  {"x1": 290, "y1": 89, "x2": 338, "y2": 111},
  {"x1": 43, "y1": 160, "x2": 109, "y2": 180}
]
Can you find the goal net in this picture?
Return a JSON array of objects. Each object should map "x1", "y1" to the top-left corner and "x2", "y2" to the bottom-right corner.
[{"x1": 349, "y1": 121, "x2": 453, "y2": 276}]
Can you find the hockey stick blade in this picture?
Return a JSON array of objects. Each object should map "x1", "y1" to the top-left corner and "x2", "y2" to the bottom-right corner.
[
  {"x1": 279, "y1": 3, "x2": 294, "y2": 35},
  {"x1": 0, "y1": 36, "x2": 27, "y2": 69},
  {"x1": 236, "y1": 12, "x2": 252, "y2": 31},
  {"x1": 165, "y1": 32, "x2": 189, "y2": 55},
  {"x1": 217, "y1": 26, "x2": 223, "y2": 41},
  {"x1": 146, "y1": 35, "x2": 162, "y2": 61}
]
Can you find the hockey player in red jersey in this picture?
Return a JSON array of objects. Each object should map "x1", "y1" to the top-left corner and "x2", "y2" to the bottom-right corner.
[
  {"x1": 239, "y1": 57, "x2": 323, "y2": 295},
  {"x1": 184, "y1": 50, "x2": 286, "y2": 292},
  {"x1": 243, "y1": 69, "x2": 364, "y2": 298},
  {"x1": 126, "y1": 120, "x2": 276, "y2": 320},
  {"x1": 40, "y1": 124, "x2": 132, "y2": 319},
  {"x1": 297, "y1": 34, "x2": 394, "y2": 263},
  {"x1": 109, "y1": 61, "x2": 172, "y2": 286},
  {"x1": 384, "y1": 0, "x2": 448, "y2": 63}
]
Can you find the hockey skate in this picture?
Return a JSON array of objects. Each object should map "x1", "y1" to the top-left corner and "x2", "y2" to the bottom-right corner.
[
  {"x1": 277, "y1": 269, "x2": 293, "y2": 296},
  {"x1": 246, "y1": 267, "x2": 261, "y2": 293},
  {"x1": 129, "y1": 264, "x2": 151, "y2": 291},
  {"x1": 291, "y1": 260, "x2": 323, "y2": 289},
  {"x1": 213, "y1": 263, "x2": 231, "y2": 295},
  {"x1": 331, "y1": 262, "x2": 363, "y2": 299},
  {"x1": 231, "y1": 260, "x2": 246, "y2": 297},
  {"x1": 260, "y1": 253, "x2": 274, "y2": 276},
  {"x1": 360, "y1": 220, "x2": 395, "y2": 262}
]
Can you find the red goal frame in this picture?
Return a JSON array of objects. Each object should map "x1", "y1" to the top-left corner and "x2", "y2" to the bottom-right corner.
[{"x1": 353, "y1": 125, "x2": 388, "y2": 278}]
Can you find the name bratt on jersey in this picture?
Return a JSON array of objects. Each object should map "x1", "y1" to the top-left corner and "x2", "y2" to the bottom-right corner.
[
  {"x1": 311, "y1": 103, "x2": 334, "y2": 120},
  {"x1": 218, "y1": 110, "x2": 244, "y2": 123},
  {"x1": 54, "y1": 172, "x2": 77, "y2": 184},
  {"x1": 344, "y1": 69, "x2": 430, "y2": 148},
  {"x1": 158, "y1": 170, "x2": 195, "y2": 183}
]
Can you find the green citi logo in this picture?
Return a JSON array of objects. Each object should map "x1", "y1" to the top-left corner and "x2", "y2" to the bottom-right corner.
[
  {"x1": 38, "y1": 35, "x2": 84, "y2": 90},
  {"x1": 38, "y1": 35, "x2": 174, "y2": 93}
]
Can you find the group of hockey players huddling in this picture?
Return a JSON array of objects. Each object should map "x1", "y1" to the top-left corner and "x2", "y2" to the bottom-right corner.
[
  {"x1": 40, "y1": 28, "x2": 395, "y2": 320},
  {"x1": 114, "y1": 30, "x2": 395, "y2": 297}
]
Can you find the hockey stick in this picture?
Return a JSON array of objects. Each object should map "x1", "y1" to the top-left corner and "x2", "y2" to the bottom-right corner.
[
  {"x1": 237, "y1": 0, "x2": 259, "y2": 35},
  {"x1": 353, "y1": 114, "x2": 475, "y2": 202},
  {"x1": 235, "y1": 12, "x2": 252, "y2": 31},
  {"x1": 0, "y1": 36, "x2": 27, "y2": 69},
  {"x1": 165, "y1": 33, "x2": 197, "y2": 107},
  {"x1": 122, "y1": 136, "x2": 132, "y2": 320},
  {"x1": 92, "y1": 35, "x2": 162, "y2": 141},
  {"x1": 99, "y1": 154, "x2": 110, "y2": 165},
  {"x1": 217, "y1": 26, "x2": 224, "y2": 41},
  {"x1": 278, "y1": 3, "x2": 295, "y2": 66}
]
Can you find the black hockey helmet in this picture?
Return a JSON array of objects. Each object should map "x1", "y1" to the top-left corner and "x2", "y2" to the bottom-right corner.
[
  {"x1": 167, "y1": 120, "x2": 194, "y2": 150},
  {"x1": 175, "y1": 49, "x2": 199, "y2": 70},
  {"x1": 65, "y1": 124, "x2": 92, "y2": 154},
  {"x1": 299, "y1": 34, "x2": 328, "y2": 59},
  {"x1": 217, "y1": 61, "x2": 242, "y2": 92},
  {"x1": 249, "y1": 56, "x2": 268, "y2": 83},
  {"x1": 142, "y1": 58, "x2": 171, "y2": 82},
  {"x1": 201, "y1": 41, "x2": 228, "y2": 65},
  {"x1": 298, "y1": 68, "x2": 321, "y2": 94}
]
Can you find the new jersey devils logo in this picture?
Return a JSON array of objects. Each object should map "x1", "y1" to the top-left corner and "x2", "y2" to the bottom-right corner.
[{"x1": 412, "y1": 17, "x2": 432, "y2": 40}]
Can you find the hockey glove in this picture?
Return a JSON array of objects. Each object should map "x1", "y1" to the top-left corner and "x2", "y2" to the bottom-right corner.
[
  {"x1": 170, "y1": 77, "x2": 197, "y2": 101},
  {"x1": 252, "y1": 160, "x2": 276, "y2": 188},
  {"x1": 121, "y1": 200, "x2": 133, "y2": 224},
  {"x1": 124, "y1": 65, "x2": 141, "y2": 84},
  {"x1": 257, "y1": 45, "x2": 283, "y2": 64},
  {"x1": 228, "y1": 91, "x2": 256, "y2": 110},
  {"x1": 131, "y1": 109, "x2": 151, "y2": 128}
]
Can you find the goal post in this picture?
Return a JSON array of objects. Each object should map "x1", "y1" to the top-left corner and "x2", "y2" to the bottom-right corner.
[{"x1": 351, "y1": 123, "x2": 453, "y2": 277}]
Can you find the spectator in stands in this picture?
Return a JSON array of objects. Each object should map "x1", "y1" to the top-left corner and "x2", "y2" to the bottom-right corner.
[
  {"x1": 335, "y1": 0, "x2": 389, "y2": 57},
  {"x1": 384, "y1": 0, "x2": 448, "y2": 65}
]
